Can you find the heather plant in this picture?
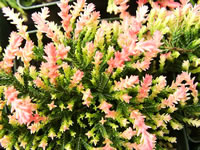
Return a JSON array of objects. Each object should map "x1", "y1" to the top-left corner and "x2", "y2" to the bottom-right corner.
[{"x1": 0, "y1": 0, "x2": 200, "y2": 150}]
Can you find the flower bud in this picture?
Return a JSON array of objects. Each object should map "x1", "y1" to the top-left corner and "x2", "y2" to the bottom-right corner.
[
  {"x1": 17, "y1": 66, "x2": 24, "y2": 74},
  {"x1": 182, "y1": 60, "x2": 190, "y2": 71},
  {"x1": 65, "y1": 143, "x2": 72, "y2": 150},
  {"x1": 39, "y1": 136, "x2": 48, "y2": 150},
  {"x1": 170, "y1": 120, "x2": 183, "y2": 130},
  {"x1": 48, "y1": 128, "x2": 56, "y2": 140},
  {"x1": 14, "y1": 73, "x2": 24, "y2": 85},
  {"x1": 60, "y1": 118, "x2": 69, "y2": 133}
]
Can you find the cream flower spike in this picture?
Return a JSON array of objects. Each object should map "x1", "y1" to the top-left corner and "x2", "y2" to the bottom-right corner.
[{"x1": 2, "y1": 7, "x2": 28, "y2": 40}]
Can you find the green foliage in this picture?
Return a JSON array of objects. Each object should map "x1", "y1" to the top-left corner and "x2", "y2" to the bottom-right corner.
[{"x1": 0, "y1": 0, "x2": 200, "y2": 150}]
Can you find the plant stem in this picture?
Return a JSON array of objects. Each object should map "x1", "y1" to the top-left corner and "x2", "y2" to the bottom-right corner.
[
  {"x1": 164, "y1": 47, "x2": 193, "y2": 53},
  {"x1": 190, "y1": 0, "x2": 195, "y2": 6}
]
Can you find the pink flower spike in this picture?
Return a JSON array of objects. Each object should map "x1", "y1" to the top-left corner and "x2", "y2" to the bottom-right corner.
[
  {"x1": 107, "y1": 49, "x2": 131, "y2": 72},
  {"x1": 157, "y1": 0, "x2": 180, "y2": 8},
  {"x1": 130, "y1": 110, "x2": 156, "y2": 150},
  {"x1": 137, "y1": 74, "x2": 152, "y2": 101},
  {"x1": 137, "y1": 0, "x2": 148, "y2": 7},
  {"x1": 5, "y1": 86, "x2": 18, "y2": 105},
  {"x1": 2, "y1": 8, "x2": 27, "y2": 38},
  {"x1": 39, "y1": 140, "x2": 48, "y2": 150},
  {"x1": 136, "y1": 40, "x2": 157, "y2": 52},
  {"x1": 86, "y1": 42, "x2": 95, "y2": 56},
  {"x1": 34, "y1": 77, "x2": 45, "y2": 88},
  {"x1": 93, "y1": 51, "x2": 103, "y2": 66},
  {"x1": 57, "y1": 44, "x2": 70, "y2": 59},
  {"x1": 43, "y1": 43, "x2": 59, "y2": 85},
  {"x1": 114, "y1": 75, "x2": 139, "y2": 91},
  {"x1": 0, "y1": 136, "x2": 11, "y2": 149},
  {"x1": 102, "y1": 138, "x2": 115, "y2": 150},
  {"x1": 121, "y1": 94, "x2": 132, "y2": 103},
  {"x1": 153, "y1": 31, "x2": 163, "y2": 48},
  {"x1": 162, "y1": 85, "x2": 189, "y2": 108},
  {"x1": 132, "y1": 58, "x2": 152, "y2": 72},
  {"x1": 171, "y1": 72, "x2": 198, "y2": 102},
  {"x1": 48, "y1": 101, "x2": 57, "y2": 110},
  {"x1": 121, "y1": 127, "x2": 136, "y2": 140},
  {"x1": 44, "y1": 43, "x2": 57, "y2": 63},
  {"x1": 58, "y1": 0, "x2": 72, "y2": 39},
  {"x1": 5, "y1": 87, "x2": 40, "y2": 125},
  {"x1": 32, "y1": 8, "x2": 60, "y2": 43},
  {"x1": 74, "y1": 3, "x2": 98, "y2": 39},
  {"x1": 2, "y1": 32, "x2": 23, "y2": 73},
  {"x1": 100, "y1": 117, "x2": 107, "y2": 125},
  {"x1": 138, "y1": 132, "x2": 156, "y2": 150},
  {"x1": 9, "y1": 32, "x2": 23, "y2": 50},
  {"x1": 20, "y1": 40, "x2": 34, "y2": 67},
  {"x1": 136, "y1": 5, "x2": 148, "y2": 23},
  {"x1": 105, "y1": 110, "x2": 117, "y2": 119},
  {"x1": 70, "y1": 70, "x2": 84, "y2": 88},
  {"x1": 99, "y1": 101, "x2": 112, "y2": 113}
]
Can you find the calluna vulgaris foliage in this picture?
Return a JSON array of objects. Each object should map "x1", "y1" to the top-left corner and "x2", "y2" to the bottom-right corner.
[{"x1": 0, "y1": 0, "x2": 200, "y2": 149}]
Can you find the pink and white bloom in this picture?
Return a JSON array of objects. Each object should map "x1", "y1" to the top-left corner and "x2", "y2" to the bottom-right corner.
[
  {"x1": 156, "y1": 0, "x2": 180, "y2": 9},
  {"x1": 58, "y1": 0, "x2": 72, "y2": 38},
  {"x1": 136, "y1": 5, "x2": 148, "y2": 23},
  {"x1": 93, "y1": 51, "x2": 103, "y2": 66},
  {"x1": 39, "y1": 139, "x2": 48, "y2": 150},
  {"x1": 74, "y1": 3, "x2": 99, "y2": 39},
  {"x1": 121, "y1": 127, "x2": 136, "y2": 140},
  {"x1": 48, "y1": 101, "x2": 57, "y2": 110},
  {"x1": 2, "y1": 7, "x2": 28, "y2": 39},
  {"x1": 0, "y1": 136, "x2": 11, "y2": 149},
  {"x1": 32, "y1": 7, "x2": 61, "y2": 43},
  {"x1": 114, "y1": 75, "x2": 139, "y2": 91},
  {"x1": 43, "y1": 43, "x2": 60, "y2": 85},
  {"x1": 137, "y1": 74, "x2": 152, "y2": 101},
  {"x1": 34, "y1": 77, "x2": 45, "y2": 88},
  {"x1": 86, "y1": 42, "x2": 95, "y2": 56},
  {"x1": 28, "y1": 123, "x2": 41, "y2": 134},
  {"x1": 130, "y1": 110, "x2": 156, "y2": 150},
  {"x1": 57, "y1": 44, "x2": 70, "y2": 59},
  {"x1": 18, "y1": 40, "x2": 34, "y2": 67},
  {"x1": 162, "y1": 85, "x2": 189, "y2": 108},
  {"x1": 70, "y1": 70, "x2": 84, "y2": 87},
  {"x1": 137, "y1": 0, "x2": 148, "y2": 7},
  {"x1": 171, "y1": 72, "x2": 198, "y2": 103},
  {"x1": 105, "y1": 110, "x2": 117, "y2": 119},
  {"x1": 1, "y1": 32, "x2": 23, "y2": 73},
  {"x1": 99, "y1": 101, "x2": 112, "y2": 113},
  {"x1": 70, "y1": 0, "x2": 86, "y2": 24},
  {"x1": 82, "y1": 89, "x2": 93, "y2": 107},
  {"x1": 132, "y1": 58, "x2": 152, "y2": 72},
  {"x1": 102, "y1": 138, "x2": 115, "y2": 150},
  {"x1": 121, "y1": 94, "x2": 132, "y2": 103},
  {"x1": 5, "y1": 87, "x2": 41, "y2": 125}
]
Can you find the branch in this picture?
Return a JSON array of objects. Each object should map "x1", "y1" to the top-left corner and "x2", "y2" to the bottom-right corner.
[{"x1": 163, "y1": 47, "x2": 193, "y2": 53}]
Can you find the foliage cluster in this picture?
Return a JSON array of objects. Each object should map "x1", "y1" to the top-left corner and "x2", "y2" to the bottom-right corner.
[{"x1": 0, "y1": 0, "x2": 200, "y2": 150}]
